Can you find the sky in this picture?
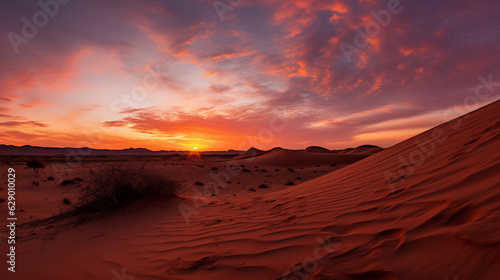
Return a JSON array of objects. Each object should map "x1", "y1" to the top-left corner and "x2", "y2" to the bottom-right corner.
[{"x1": 0, "y1": 0, "x2": 499, "y2": 151}]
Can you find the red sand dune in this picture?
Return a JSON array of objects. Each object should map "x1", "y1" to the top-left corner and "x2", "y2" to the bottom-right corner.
[
  {"x1": 232, "y1": 147, "x2": 267, "y2": 159},
  {"x1": 234, "y1": 145, "x2": 382, "y2": 168},
  {"x1": 305, "y1": 146, "x2": 332, "y2": 153},
  {"x1": 345, "y1": 145, "x2": 384, "y2": 155},
  {"x1": 242, "y1": 147, "x2": 369, "y2": 167},
  {"x1": 7, "y1": 100, "x2": 500, "y2": 279}
]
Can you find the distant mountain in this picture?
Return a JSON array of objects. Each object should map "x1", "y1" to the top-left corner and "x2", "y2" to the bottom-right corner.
[{"x1": 0, "y1": 144, "x2": 243, "y2": 156}]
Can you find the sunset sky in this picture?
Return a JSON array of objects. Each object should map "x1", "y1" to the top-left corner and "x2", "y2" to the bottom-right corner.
[{"x1": 1, "y1": 0, "x2": 499, "y2": 151}]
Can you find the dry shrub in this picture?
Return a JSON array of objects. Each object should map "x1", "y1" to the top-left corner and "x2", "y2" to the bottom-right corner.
[
  {"x1": 26, "y1": 158, "x2": 45, "y2": 175},
  {"x1": 60, "y1": 180, "x2": 76, "y2": 186},
  {"x1": 70, "y1": 163, "x2": 179, "y2": 213}
]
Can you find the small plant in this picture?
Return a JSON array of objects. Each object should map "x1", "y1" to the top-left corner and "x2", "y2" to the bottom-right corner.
[
  {"x1": 260, "y1": 169, "x2": 267, "y2": 172},
  {"x1": 32, "y1": 181, "x2": 40, "y2": 186},
  {"x1": 74, "y1": 177, "x2": 84, "y2": 182},
  {"x1": 26, "y1": 158, "x2": 45, "y2": 175},
  {"x1": 258, "y1": 184, "x2": 269, "y2": 189},
  {"x1": 0, "y1": 198, "x2": 6, "y2": 203},
  {"x1": 211, "y1": 167, "x2": 219, "y2": 171},
  {"x1": 249, "y1": 188, "x2": 256, "y2": 192},
  {"x1": 240, "y1": 165, "x2": 246, "y2": 167},
  {"x1": 295, "y1": 177, "x2": 302, "y2": 180},
  {"x1": 194, "y1": 181, "x2": 204, "y2": 186},
  {"x1": 330, "y1": 163, "x2": 337, "y2": 167},
  {"x1": 288, "y1": 168, "x2": 295, "y2": 172},
  {"x1": 242, "y1": 169, "x2": 251, "y2": 172},
  {"x1": 275, "y1": 169, "x2": 280, "y2": 171},
  {"x1": 60, "y1": 180, "x2": 76, "y2": 186},
  {"x1": 47, "y1": 176, "x2": 55, "y2": 181},
  {"x1": 285, "y1": 181, "x2": 295, "y2": 186},
  {"x1": 63, "y1": 198, "x2": 71, "y2": 204}
]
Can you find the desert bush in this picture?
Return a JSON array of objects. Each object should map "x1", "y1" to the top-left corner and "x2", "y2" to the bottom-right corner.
[
  {"x1": 288, "y1": 168, "x2": 295, "y2": 172},
  {"x1": 249, "y1": 188, "x2": 256, "y2": 192},
  {"x1": 242, "y1": 168, "x2": 251, "y2": 172},
  {"x1": 70, "y1": 163, "x2": 179, "y2": 213},
  {"x1": 285, "y1": 181, "x2": 295, "y2": 186},
  {"x1": 63, "y1": 198, "x2": 71, "y2": 204},
  {"x1": 47, "y1": 176, "x2": 55, "y2": 181},
  {"x1": 194, "y1": 181, "x2": 204, "y2": 186},
  {"x1": 211, "y1": 167, "x2": 219, "y2": 171},
  {"x1": 60, "y1": 180, "x2": 76, "y2": 186},
  {"x1": 74, "y1": 177, "x2": 84, "y2": 182},
  {"x1": 258, "y1": 184, "x2": 269, "y2": 189},
  {"x1": 330, "y1": 163, "x2": 337, "y2": 167},
  {"x1": 26, "y1": 158, "x2": 45, "y2": 175}
]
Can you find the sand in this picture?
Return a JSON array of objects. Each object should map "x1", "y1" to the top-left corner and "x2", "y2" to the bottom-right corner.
[{"x1": 0, "y1": 100, "x2": 499, "y2": 279}]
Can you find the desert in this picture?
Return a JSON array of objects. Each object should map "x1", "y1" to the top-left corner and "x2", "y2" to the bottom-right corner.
[
  {"x1": 1, "y1": 1, "x2": 500, "y2": 279},
  {"x1": 0, "y1": 100, "x2": 498, "y2": 279}
]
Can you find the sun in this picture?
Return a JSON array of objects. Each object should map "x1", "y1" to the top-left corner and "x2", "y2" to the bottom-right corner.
[{"x1": 193, "y1": 146, "x2": 197, "y2": 150}]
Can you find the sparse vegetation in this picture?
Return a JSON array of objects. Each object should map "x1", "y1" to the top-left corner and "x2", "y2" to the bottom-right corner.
[
  {"x1": 69, "y1": 164, "x2": 179, "y2": 213},
  {"x1": 285, "y1": 181, "x2": 295, "y2": 186},
  {"x1": 211, "y1": 167, "x2": 219, "y2": 171},
  {"x1": 194, "y1": 181, "x2": 204, "y2": 186},
  {"x1": 74, "y1": 177, "x2": 84, "y2": 182},
  {"x1": 249, "y1": 188, "x2": 256, "y2": 192},
  {"x1": 63, "y1": 198, "x2": 71, "y2": 204},
  {"x1": 330, "y1": 163, "x2": 337, "y2": 167},
  {"x1": 60, "y1": 180, "x2": 76, "y2": 186},
  {"x1": 47, "y1": 176, "x2": 55, "y2": 181},
  {"x1": 275, "y1": 169, "x2": 280, "y2": 171},
  {"x1": 288, "y1": 168, "x2": 295, "y2": 172},
  {"x1": 258, "y1": 184, "x2": 269, "y2": 189},
  {"x1": 32, "y1": 181, "x2": 40, "y2": 186},
  {"x1": 295, "y1": 177, "x2": 302, "y2": 180},
  {"x1": 26, "y1": 158, "x2": 45, "y2": 175},
  {"x1": 242, "y1": 168, "x2": 251, "y2": 172}
]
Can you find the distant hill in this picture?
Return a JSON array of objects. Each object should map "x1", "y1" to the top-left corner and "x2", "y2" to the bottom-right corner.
[{"x1": 0, "y1": 144, "x2": 243, "y2": 156}]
